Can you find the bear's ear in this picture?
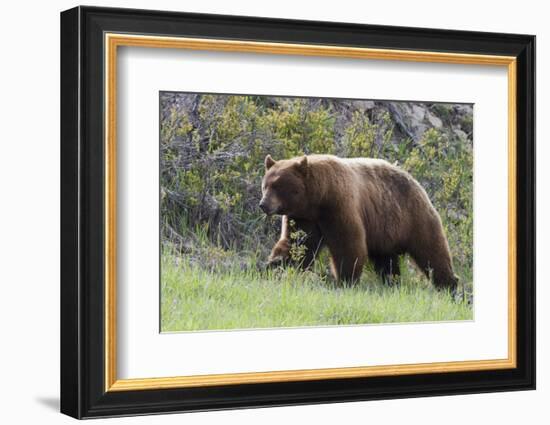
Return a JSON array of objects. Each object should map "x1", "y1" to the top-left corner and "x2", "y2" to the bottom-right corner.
[
  {"x1": 264, "y1": 154, "x2": 276, "y2": 170},
  {"x1": 296, "y1": 155, "x2": 308, "y2": 177}
]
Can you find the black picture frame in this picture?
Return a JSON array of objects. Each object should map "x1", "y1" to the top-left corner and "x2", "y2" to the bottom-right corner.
[{"x1": 60, "y1": 5, "x2": 535, "y2": 419}]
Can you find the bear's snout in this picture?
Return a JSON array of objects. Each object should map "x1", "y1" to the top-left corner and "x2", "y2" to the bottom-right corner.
[
  {"x1": 259, "y1": 199, "x2": 269, "y2": 214},
  {"x1": 259, "y1": 197, "x2": 278, "y2": 215}
]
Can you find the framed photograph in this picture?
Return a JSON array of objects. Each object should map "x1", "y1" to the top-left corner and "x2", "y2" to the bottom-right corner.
[{"x1": 60, "y1": 6, "x2": 535, "y2": 419}]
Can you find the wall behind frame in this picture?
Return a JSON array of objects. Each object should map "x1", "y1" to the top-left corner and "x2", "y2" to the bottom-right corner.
[{"x1": 0, "y1": 1, "x2": 543, "y2": 424}]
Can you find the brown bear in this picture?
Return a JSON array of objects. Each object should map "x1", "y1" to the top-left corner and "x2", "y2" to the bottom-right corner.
[{"x1": 259, "y1": 154, "x2": 458, "y2": 290}]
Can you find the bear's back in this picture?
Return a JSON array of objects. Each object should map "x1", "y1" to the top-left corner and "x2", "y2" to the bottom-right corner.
[
  {"x1": 312, "y1": 155, "x2": 436, "y2": 251},
  {"x1": 307, "y1": 154, "x2": 395, "y2": 173},
  {"x1": 303, "y1": 154, "x2": 431, "y2": 212}
]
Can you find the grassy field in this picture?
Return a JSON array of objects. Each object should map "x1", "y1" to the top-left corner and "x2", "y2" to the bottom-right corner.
[{"x1": 160, "y1": 250, "x2": 473, "y2": 332}]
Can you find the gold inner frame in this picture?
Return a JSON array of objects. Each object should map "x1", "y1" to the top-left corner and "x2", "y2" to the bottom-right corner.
[{"x1": 104, "y1": 33, "x2": 517, "y2": 392}]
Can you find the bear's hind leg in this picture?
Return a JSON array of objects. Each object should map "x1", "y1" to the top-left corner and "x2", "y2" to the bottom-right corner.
[
  {"x1": 409, "y1": 245, "x2": 458, "y2": 291},
  {"x1": 372, "y1": 254, "x2": 401, "y2": 286}
]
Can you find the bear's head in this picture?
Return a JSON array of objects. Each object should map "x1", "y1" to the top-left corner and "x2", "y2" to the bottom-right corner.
[{"x1": 259, "y1": 154, "x2": 309, "y2": 217}]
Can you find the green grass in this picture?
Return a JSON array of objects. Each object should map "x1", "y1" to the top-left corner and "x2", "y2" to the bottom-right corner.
[{"x1": 160, "y1": 252, "x2": 473, "y2": 332}]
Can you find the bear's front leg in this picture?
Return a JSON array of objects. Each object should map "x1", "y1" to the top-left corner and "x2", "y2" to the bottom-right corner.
[
  {"x1": 321, "y1": 217, "x2": 368, "y2": 284},
  {"x1": 267, "y1": 238, "x2": 291, "y2": 267},
  {"x1": 266, "y1": 215, "x2": 291, "y2": 268},
  {"x1": 330, "y1": 248, "x2": 367, "y2": 283}
]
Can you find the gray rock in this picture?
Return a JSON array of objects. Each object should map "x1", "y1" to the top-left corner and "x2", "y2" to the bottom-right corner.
[
  {"x1": 453, "y1": 128, "x2": 469, "y2": 141},
  {"x1": 411, "y1": 104, "x2": 426, "y2": 122},
  {"x1": 426, "y1": 112, "x2": 443, "y2": 128}
]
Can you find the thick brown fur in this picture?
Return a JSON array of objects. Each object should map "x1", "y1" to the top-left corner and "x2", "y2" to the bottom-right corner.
[{"x1": 260, "y1": 154, "x2": 458, "y2": 290}]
